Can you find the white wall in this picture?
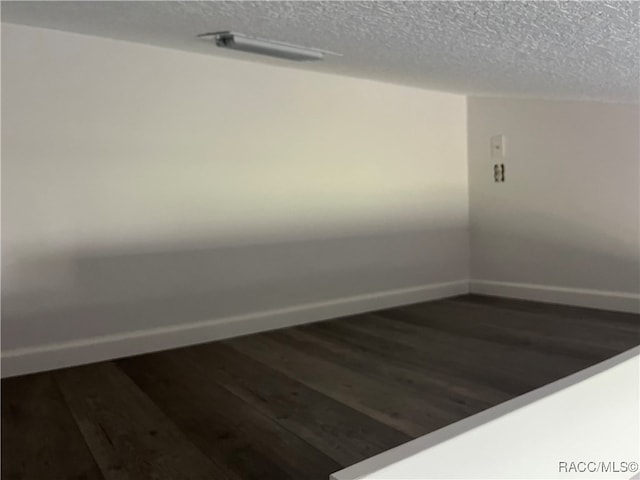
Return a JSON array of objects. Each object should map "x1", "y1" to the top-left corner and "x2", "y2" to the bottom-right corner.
[
  {"x1": 468, "y1": 97, "x2": 640, "y2": 312},
  {"x1": 1, "y1": 24, "x2": 468, "y2": 373}
]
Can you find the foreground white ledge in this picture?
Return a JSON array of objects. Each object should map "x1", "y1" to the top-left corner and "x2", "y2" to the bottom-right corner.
[{"x1": 331, "y1": 346, "x2": 640, "y2": 480}]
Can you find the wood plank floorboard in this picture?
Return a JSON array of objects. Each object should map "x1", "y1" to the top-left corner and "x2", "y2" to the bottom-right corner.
[
  {"x1": 302, "y1": 321, "x2": 514, "y2": 404},
  {"x1": 55, "y1": 362, "x2": 231, "y2": 480},
  {"x1": 309, "y1": 319, "x2": 540, "y2": 396},
  {"x1": 117, "y1": 348, "x2": 341, "y2": 480},
  {"x1": 457, "y1": 294, "x2": 640, "y2": 332},
  {"x1": 171, "y1": 342, "x2": 410, "y2": 466},
  {"x1": 2, "y1": 294, "x2": 639, "y2": 479},
  {"x1": 269, "y1": 328, "x2": 498, "y2": 412},
  {"x1": 353, "y1": 311, "x2": 591, "y2": 385},
  {"x1": 1, "y1": 373, "x2": 105, "y2": 480},
  {"x1": 265, "y1": 329, "x2": 488, "y2": 417},
  {"x1": 405, "y1": 299, "x2": 639, "y2": 358},
  {"x1": 226, "y1": 333, "x2": 440, "y2": 436}
]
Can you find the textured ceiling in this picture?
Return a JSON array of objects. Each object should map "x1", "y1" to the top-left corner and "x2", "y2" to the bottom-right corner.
[{"x1": 2, "y1": 1, "x2": 639, "y2": 102}]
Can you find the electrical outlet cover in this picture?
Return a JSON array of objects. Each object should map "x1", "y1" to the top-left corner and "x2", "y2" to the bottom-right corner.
[{"x1": 490, "y1": 134, "x2": 505, "y2": 159}]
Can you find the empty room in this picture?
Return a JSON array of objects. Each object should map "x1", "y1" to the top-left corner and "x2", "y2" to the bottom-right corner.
[{"x1": 1, "y1": 1, "x2": 639, "y2": 479}]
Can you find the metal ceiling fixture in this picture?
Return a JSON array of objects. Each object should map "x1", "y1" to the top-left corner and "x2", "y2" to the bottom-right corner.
[{"x1": 198, "y1": 31, "x2": 339, "y2": 62}]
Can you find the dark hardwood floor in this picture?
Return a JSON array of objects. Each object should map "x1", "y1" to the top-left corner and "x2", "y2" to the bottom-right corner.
[{"x1": 3, "y1": 294, "x2": 639, "y2": 480}]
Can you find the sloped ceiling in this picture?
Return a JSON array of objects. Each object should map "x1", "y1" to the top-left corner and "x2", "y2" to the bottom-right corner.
[{"x1": 2, "y1": 1, "x2": 638, "y2": 102}]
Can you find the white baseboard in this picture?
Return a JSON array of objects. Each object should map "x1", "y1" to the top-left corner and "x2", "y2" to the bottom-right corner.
[
  {"x1": 470, "y1": 280, "x2": 640, "y2": 314},
  {"x1": 1, "y1": 280, "x2": 469, "y2": 378}
]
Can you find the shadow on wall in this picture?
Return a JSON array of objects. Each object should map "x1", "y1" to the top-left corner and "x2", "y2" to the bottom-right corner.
[
  {"x1": 472, "y1": 228, "x2": 640, "y2": 291},
  {"x1": 1, "y1": 226, "x2": 468, "y2": 350},
  {"x1": 5, "y1": 209, "x2": 638, "y2": 352},
  {"x1": 470, "y1": 200, "x2": 640, "y2": 294}
]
